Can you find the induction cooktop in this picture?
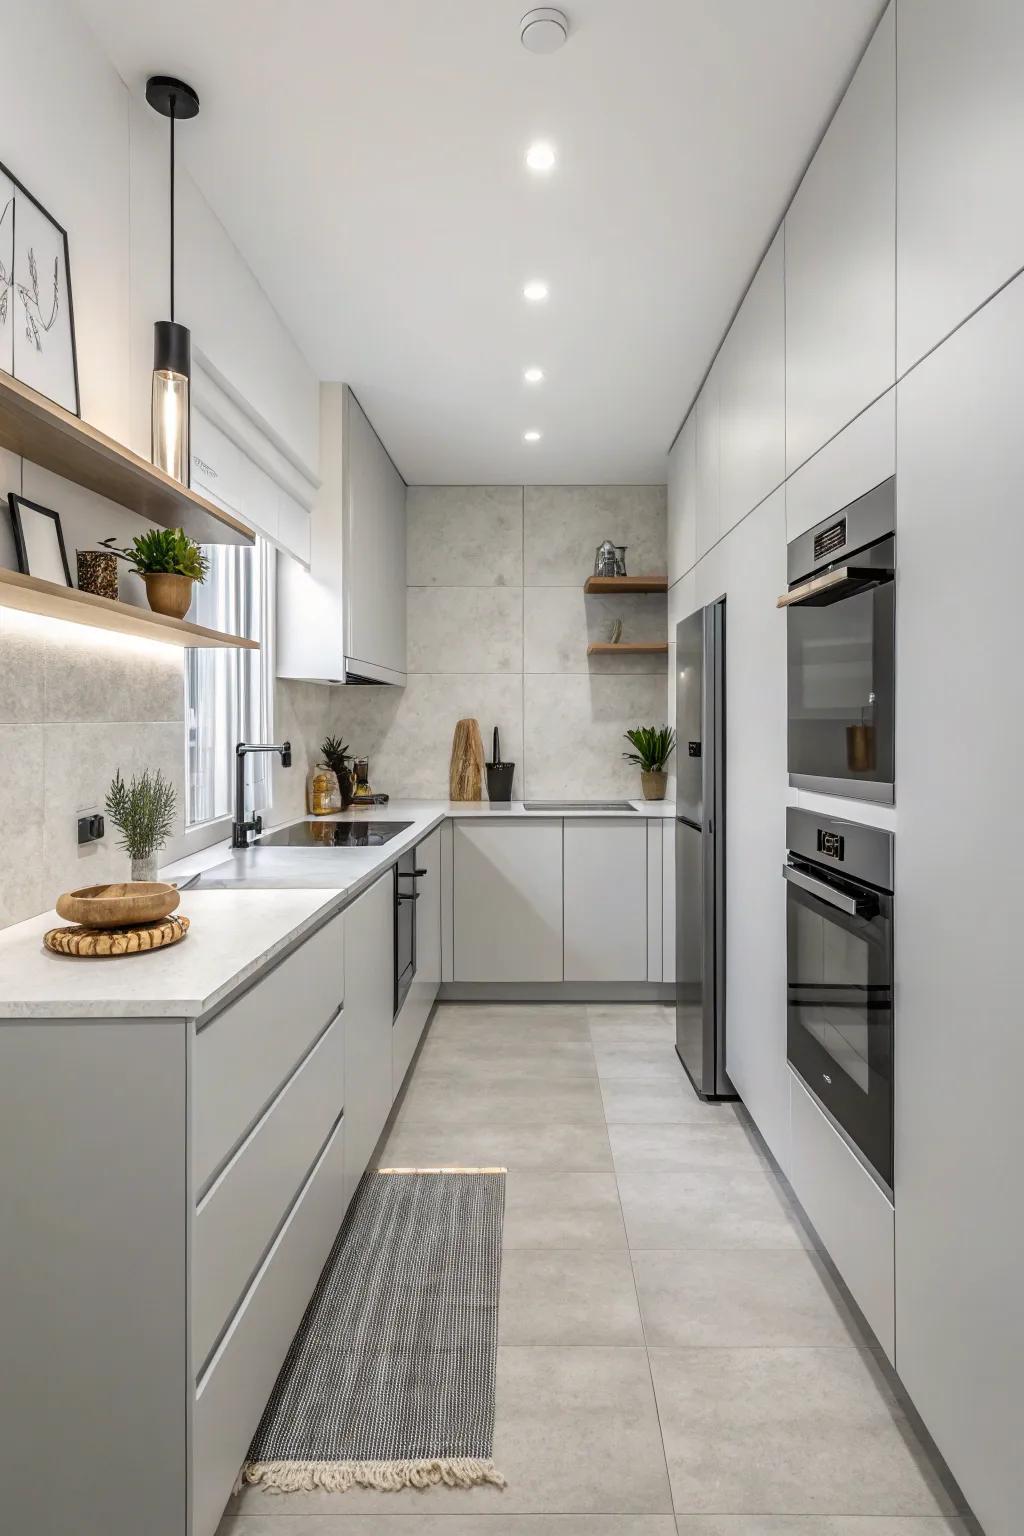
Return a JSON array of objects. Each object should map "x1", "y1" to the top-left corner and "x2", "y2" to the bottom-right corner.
[{"x1": 256, "y1": 820, "x2": 413, "y2": 848}]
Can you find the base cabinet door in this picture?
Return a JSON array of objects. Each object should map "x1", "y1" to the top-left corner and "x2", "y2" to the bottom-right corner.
[
  {"x1": 343, "y1": 871, "x2": 394, "y2": 1205},
  {"x1": 453, "y1": 820, "x2": 563, "y2": 982},
  {"x1": 563, "y1": 820, "x2": 648, "y2": 981}
]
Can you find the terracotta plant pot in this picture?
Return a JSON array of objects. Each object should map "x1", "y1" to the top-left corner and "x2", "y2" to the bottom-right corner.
[
  {"x1": 641, "y1": 769, "x2": 667, "y2": 801},
  {"x1": 142, "y1": 571, "x2": 194, "y2": 620}
]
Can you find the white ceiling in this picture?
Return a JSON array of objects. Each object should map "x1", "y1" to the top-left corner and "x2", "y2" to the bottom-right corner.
[{"x1": 79, "y1": 0, "x2": 884, "y2": 484}]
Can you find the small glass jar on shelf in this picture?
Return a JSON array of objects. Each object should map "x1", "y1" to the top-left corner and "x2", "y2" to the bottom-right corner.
[{"x1": 307, "y1": 766, "x2": 342, "y2": 816}]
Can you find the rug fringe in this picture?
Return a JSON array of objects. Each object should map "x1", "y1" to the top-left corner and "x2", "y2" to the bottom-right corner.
[{"x1": 235, "y1": 1457, "x2": 507, "y2": 1495}]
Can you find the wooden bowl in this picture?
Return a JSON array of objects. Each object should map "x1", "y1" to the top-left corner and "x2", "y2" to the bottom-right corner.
[{"x1": 55, "y1": 881, "x2": 181, "y2": 929}]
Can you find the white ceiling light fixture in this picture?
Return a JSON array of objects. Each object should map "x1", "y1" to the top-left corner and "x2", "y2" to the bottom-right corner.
[
  {"x1": 523, "y1": 279, "x2": 549, "y2": 302},
  {"x1": 520, "y1": 8, "x2": 569, "y2": 55},
  {"x1": 523, "y1": 429, "x2": 542, "y2": 442},
  {"x1": 524, "y1": 366, "x2": 545, "y2": 384},
  {"x1": 525, "y1": 141, "x2": 556, "y2": 172}
]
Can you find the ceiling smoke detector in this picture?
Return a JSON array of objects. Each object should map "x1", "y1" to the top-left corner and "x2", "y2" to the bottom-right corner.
[{"x1": 521, "y1": 8, "x2": 569, "y2": 54}]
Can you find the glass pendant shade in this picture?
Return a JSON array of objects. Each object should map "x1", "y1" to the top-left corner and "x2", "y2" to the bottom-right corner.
[{"x1": 152, "y1": 319, "x2": 190, "y2": 484}]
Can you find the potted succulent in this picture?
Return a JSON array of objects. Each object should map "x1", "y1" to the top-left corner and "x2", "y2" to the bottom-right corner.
[
  {"x1": 100, "y1": 527, "x2": 209, "y2": 619},
  {"x1": 105, "y1": 767, "x2": 177, "y2": 882},
  {"x1": 321, "y1": 734, "x2": 355, "y2": 808},
  {"x1": 623, "y1": 725, "x2": 676, "y2": 801}
]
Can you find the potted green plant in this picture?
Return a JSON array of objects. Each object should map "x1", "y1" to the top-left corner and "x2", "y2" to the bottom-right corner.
[
  {"x1": 105, "y1": 768, "x2": 177, "y2": 882},
  {"x1": 623, "y1": 725, "x2": 676, "y2": 801},
  {"x1": 100, "y1": 527, "x2": 209, "y2": 619},
  {"x1": 321, "y1": 734, "x2": 354, "y2": 808}
]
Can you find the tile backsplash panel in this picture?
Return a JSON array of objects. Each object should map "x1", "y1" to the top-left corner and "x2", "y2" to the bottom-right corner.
[{"x1": 330, "y1": 484, "x2": 668, "y2": 802}]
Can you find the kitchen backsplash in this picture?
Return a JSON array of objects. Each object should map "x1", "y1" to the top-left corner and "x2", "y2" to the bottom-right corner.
[{"x1": 327, "y1": 484, "x2": 668, "y2": 801}]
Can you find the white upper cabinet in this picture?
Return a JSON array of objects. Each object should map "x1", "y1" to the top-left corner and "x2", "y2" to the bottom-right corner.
[
  {"x1": 343, "y1": 388, "x2": 407, "y2": 685},
  {"x1": 667, "y1": 410, "x2": 697, "y2": 585},
  {"x1": 785, "y1": 4, "x2": 895, "y2": 475},
  {"x1": 695, "y1": 361, "x2": 721, "y2": 558},
  {"x1": 717, "y1": 230, "x2": 785, "y2": 534},
  {"x1": 563, "y1": 820, "x2": 648, "y2": 982},
  {"x1": 897, "y1": 0, "x2": 1024, "y2": 375},
  {"x1": 784, "y1": 388, "x2": 895, "y2": 543}
]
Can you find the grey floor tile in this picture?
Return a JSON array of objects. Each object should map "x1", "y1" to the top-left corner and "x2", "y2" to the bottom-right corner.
[
  {"x1": 220, "y1": 1517, "x2": 677, "y2": 1533},
  {"x1": 429, "y1": 1004, "x2": 592, "y2": 1043},
  {"x1": 231, "y1": 1348, "x2": 673, "y2": 1515},
  {"x1": 600, "y1": 1077, "x2": 742, "y2": 1126},
  {"x1": 379, "y1": 1119, "x2": 613, "y2": 1172},
  {"x1": 592, "y1": 1041, "x2": 690, "y2": 1082},
  {"x1": 617, "y1": 1167, "x2": 815, "y2": 1251},
  {"x1": 649, "y1": 1347, "x2": 959, "y2": 1516},
  {"x1": 609, "y1": 1122, "x2": 767, "y2": 1175},
  {"x1": 397, "y1": 1073, "x2": 607, "y2": 1128},
  {"x1": 417, "y1": 1037, "x2": 598, "y2": 1081},
  {"x1": 673, "y1": 1518, "x2": 972, "y2": 1535},
  {"x1": 500, "y1": 1248, "x2": 644, "y2": 1345},
  {"x1": 586, "y1": 1002, "x2": 675, "y2": 1027},
  {"x1": 632, "y1": 1250, "x2": 865, "y2": 1348},
  {"x1": 503, "y1": 1170, "x2": 628, "y2": 1250}
]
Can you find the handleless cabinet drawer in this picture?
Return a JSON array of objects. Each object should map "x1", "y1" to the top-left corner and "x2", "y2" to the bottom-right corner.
[
  {"x1": 194, "y1": 913, "x2": 344, "y2": 1193},
  {"x1": 192, "y1": 1013, "x2": 345, "y2": 1373},
  {"x1": 193, "y1": 1115, "x2": 346, "y2": 1536}
]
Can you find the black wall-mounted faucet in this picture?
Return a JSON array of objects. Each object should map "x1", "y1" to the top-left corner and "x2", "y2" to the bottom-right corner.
[{"x1": 232, "y1": 740, "x2": 292, "y2": 848}]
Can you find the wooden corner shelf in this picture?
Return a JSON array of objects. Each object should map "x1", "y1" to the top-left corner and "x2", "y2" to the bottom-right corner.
[
  {"x1": 0, "y1": 372, "x2": 253, "y2": 546},
  {"x1": 587, "y1": 641, "x2": 669, "y2": 656},
  {"x1": 0, "y1": 568, "x2": 259, "y2": 650},
  {"x1": 583, "y1": 575, "x2": 668, "y2": 594}
]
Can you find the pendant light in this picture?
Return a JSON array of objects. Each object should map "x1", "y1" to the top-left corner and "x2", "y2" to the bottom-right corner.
[{"x1": 146, "y1": 75, "x2": 200, "y2": 486}]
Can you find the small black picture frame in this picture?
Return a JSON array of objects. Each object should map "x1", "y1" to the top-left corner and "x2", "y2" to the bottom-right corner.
[{"x1": 8, "y1": 493, "x2": 73, "y2": 588}]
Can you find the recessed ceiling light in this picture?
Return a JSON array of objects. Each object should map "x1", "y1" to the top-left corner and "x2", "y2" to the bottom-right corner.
[
  {"x1": 524, "y1": 366, "x2": 545, "y2": 384},
  {"x1": 523, "y1": 280, "x2": 549, "y2": 302},
  {"x1": 526, "y1": 141, "x2": 556, "y2": 172},
  {"x1": 523, "y1": 429, "x2": 542, "y2": 443}
]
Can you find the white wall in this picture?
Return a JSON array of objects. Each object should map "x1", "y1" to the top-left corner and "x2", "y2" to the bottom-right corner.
[{"x1": 0, "y1": 0, "x2": 324, "y2": 927}]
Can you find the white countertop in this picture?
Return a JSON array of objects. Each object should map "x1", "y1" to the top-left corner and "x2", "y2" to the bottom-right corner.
[{"x1": 0, "y1": 798, "x2": 674, "y2": 1021}]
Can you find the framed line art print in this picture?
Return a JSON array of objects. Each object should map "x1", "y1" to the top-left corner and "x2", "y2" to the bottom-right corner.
[
  {"x1": 0, "y1": 159, "x2": 80, "y2": 416},
  {"x1": 8, "y1": 493, "x2": 73, "y2": 588}
]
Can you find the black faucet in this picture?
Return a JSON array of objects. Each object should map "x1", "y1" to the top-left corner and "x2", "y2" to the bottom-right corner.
[{"x1": 232, "y1": 740, "x2": 292, "y2": 848}]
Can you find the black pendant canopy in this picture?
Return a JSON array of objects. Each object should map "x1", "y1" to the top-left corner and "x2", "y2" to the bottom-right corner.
[{"x1": 145, "y1": 76, "x2": 200, "y2": 121}]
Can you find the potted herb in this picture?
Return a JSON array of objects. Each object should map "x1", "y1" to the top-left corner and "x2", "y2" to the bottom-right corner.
[
  {"x1": 105, "y1": 768, "x2": 177, "y2": 882},
  {"x1": 321, "y1": 735, "x2": 354, "y2": 808},
  {"x1": 100, "y1": 527, "x2": 209, "y2": 619},
  {"x1": 623, "y1": 725, "x2": 676, "y2": 801}
]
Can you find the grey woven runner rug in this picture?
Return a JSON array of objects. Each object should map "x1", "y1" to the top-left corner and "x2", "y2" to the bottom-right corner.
[{"x1": 238, "y1": 1169, "x2": 507, "y2": 1495}]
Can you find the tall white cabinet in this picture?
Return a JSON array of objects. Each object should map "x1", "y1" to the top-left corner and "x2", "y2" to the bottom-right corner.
[
  {"x1": 717, "y1": 229, "x2": 786, "y2": 534},
  {"x1": 896, "y1": 0, "x2": 1024, "y2": 375},
  {"x1": 784, "y1": 4, "x2": 895, "y2": 474},
  {"x1": 894, "y1": 271, "x2": 1024, "y2": 1536}
]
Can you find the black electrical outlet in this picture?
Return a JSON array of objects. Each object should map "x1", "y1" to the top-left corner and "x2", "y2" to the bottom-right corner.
[{"x1": 77, "y1": 813, "x2": 105, "y2": 846}]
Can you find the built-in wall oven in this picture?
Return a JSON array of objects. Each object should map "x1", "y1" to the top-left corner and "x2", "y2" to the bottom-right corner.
[
  {"x1": 784, "y1": 808, "x2": 894, "y2": 1194},
  {"x1": 782, "y1": 477, "x2": 896, "y2": 804}
]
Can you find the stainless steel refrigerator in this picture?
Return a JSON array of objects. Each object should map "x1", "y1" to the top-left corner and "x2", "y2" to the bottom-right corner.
[{"x1": 675, "y1": 597, "x2": 733, "y2": 1098}]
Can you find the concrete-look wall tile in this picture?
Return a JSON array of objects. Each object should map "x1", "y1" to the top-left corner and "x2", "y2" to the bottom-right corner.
[
  {"x1": 0, "y1": 724, "x2": 45, "y2": 926},
  {"x1": 41, "y1": 721, "x2": 187, "y2": 899},
  {"x1": 524, "y1": 485, "x2": 667, "y2": 586},
  {"x1": 43, "y1": 625, "x2": 184, "y2": 724},
  {"x1": 270, "y1": 678, "x2": 337, "y2": 828},
  {"x1": 332, "y1": 672, "x2": 524, "y2": 800},
  {"x1": 408, "y1": 586, "x2": 523, "y2": 674},
  {"x1": 407, "y1": 486, "x2": 523, "y2": 588},
  {"x1": 524, "y1": 673, "x2": 671, "y2": 800},
  {"x1": 525, "y1": 588, "x2": 669, "y2": 675},
  {"x1": 0, "y1": 610, "x2": 47, "y2": 722}
]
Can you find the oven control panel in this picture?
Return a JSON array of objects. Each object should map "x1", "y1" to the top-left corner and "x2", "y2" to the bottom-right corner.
[{"x1": 816, "y1": 829, "x2": 845, "y2": 861}]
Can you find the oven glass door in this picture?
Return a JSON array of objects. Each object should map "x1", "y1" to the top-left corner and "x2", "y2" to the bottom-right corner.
[
  {"x1": 787, "y1": 563, "x2": 895, "y2": 799},
  {"x1": 786, "y1": 862, "x2": 893, "y2": 1189}
]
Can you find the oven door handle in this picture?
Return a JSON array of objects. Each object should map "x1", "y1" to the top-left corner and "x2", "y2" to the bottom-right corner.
[
  {"x1": 782, "y1": 863, "x2": 877, "y2": 917},
  {"x1": 776, "y1": 564, "x2": 893, "y2": 609}
]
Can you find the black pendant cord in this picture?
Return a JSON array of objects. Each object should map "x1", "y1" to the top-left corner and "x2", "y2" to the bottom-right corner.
[{"x1": 169, "y1": 96, "x2": 176, "y2": 324}]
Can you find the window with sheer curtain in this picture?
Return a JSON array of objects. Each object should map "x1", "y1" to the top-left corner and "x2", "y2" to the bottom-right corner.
[{"x1": 185, "y1": 537, "x2": 277, "y2": 829}]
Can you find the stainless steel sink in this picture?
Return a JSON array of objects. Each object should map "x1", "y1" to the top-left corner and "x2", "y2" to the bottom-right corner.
[{"x1": 523, "y1": 800, "x2": 637, "y2": 812}]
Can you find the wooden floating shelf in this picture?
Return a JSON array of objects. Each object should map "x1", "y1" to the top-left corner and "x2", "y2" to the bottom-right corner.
[
  {"x1": 587, "y1": 641, "x2": 669, "y2": 656},
  {"x1": 0, "y1": 372, "x2": 253, "y2": 547},
  {"x1": 583, "y1": 575, "x2": 668, "y2": 594},
  {"x1": 0, "y1": 568, "x2": 259, "y2": 650}
]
